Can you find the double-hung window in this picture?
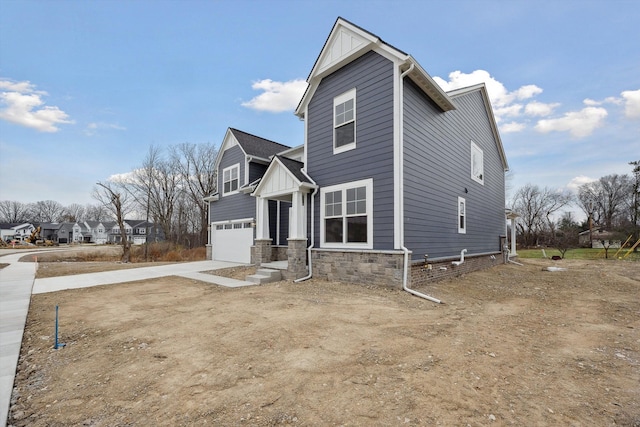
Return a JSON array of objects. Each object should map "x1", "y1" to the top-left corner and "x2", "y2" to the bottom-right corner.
[
  {"x1": 321, "y1": 178, "x2": 373, "y2": 249},
  {"x1": 471, "y1": 141, "x2": 484, "y2": 185},
  {"x1": 333, "y1": 88, "x2": 356, "y2": 153},
  {"x1": 222, "y1": 164, "x2": 240, "y2": 196},
  {"x1": 458, "y1": 197, "x2": 466, "y2": 234}
]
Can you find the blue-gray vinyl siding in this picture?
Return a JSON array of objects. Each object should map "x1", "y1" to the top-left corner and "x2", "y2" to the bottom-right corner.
[
  {"x1": 210, "y1": 147, "x2": 287, "y2": 244},
  {"x1": 250, "y1": 162, "x2": 268, "y2": 183},
  {"x1": 277, "y1": 201, "x2": 291, "y2": 245},
  {"x1": 210, "y1": 145, "x2": 254, "y2": 223},
  {"x1": 307, "y1": 51, "x2": 396, "y2": 250},
  {"x1": 403, "y1": 80, "x2": 506, "y2": 260}
]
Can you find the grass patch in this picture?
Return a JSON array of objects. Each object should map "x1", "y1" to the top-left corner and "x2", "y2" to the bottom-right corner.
[{"x1": 518, "y1": 247, "x2": 640, "y2": 261}]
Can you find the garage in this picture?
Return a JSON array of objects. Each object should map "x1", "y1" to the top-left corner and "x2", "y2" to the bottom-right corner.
[{"x1": 211, "y1": 219, "x2": 254, "y2": 264}]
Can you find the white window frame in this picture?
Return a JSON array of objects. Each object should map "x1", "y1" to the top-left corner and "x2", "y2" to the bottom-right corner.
[
  {"x1": 222, "y1": 164, "x2": 240, "y2": 196},
  {"x1": 471, "y1": 141, "x2": 484, "y2": 185},
  {"x1": 458, "y1": 196, "x2": 466, "y2": 234},
  {"x1": 333, "y1": 88, "x2": 357, "y2": 154},
  {"x1": 320, "y1": 178, "x2": 373, "y2": 249}
]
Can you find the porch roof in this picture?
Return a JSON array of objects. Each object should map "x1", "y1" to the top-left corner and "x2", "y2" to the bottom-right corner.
[{"x1": 252, "y1": 155, "x2": 316, "y2": 200}]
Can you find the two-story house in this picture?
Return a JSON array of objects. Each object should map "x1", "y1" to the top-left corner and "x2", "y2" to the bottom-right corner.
[{"x1": 207, "y1": 17, "x2": 509, "y2": 288}]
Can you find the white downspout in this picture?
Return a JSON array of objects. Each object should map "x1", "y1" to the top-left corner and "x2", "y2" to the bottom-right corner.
[
  {"x1": 399, "y1": 62, "x2": 442, "y2": 304},
  {"x1": 294, "y1": 171, "x2": 318, "y2": 283}
]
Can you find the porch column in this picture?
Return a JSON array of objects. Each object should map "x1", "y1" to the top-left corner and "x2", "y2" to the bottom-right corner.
[
  {"x1": 254, "y1": 196, "x2": 272, "y2": 265},
  {"x1": 206, "y1": 224, "x2": 212, "y2": 260},
  {"x1": 510, "y1": 216, "x2": 517, "y2": 257},
  {"x1": 256, "y1": 196, "x2": 270, "y2": 240},
  {"x1": 289, "y1": 191, "x2": 305, "y2": 239}
]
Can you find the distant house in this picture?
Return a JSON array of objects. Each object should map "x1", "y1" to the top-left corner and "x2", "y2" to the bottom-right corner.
[
  {"x1": 206, "y1": 17, "x2": 509, "y2": 286},
  {"x1": 33, "y1": 220, "x2": 162, "y2": 245},
  {"x1": 106, "y1": 220, "x2": 164, "y2": 244},
  {"x1": 578, "y1": 228, "x2": 621, "y2": 248},
  {"x1": 0, "y1": 223, "x2": 35, "y2": 242}
]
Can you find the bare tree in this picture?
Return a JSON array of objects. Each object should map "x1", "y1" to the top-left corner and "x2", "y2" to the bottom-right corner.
[
  {"x1": 578, "y1": 174, "x2": 631, "y2": 230},
  {"x1": 130, "y1": 145, "x2": 179, "y2": 244},
  {"x1": 512, "y1": 184, "x2": 572, "y2": 247},
  {"x1": 30, "y1": 200, "x2": 65, "y2": 223},
  {"x1": 0, "y1": 200, "x2": 31, "y2": 223},
  {"x1": 627, "y1": 160, "x2": 639, "y2": 246},
  {"x1": 63, "y1": 203, "x2": 86, "y2": 222},
  {"x1": 170, "y1": 142, "x2": 218, "y2": 247},
  {"x1": 85, "y1": 203, "x2": 111, "y2": 222},
  {"x1": 93, "y1": 182, "x2": 132, "y2": 263}
]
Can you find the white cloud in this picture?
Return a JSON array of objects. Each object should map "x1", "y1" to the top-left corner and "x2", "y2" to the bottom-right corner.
[
  {"x1": 621, "y1": 89, "x2": 640, "y2": 119},
  {"x1": 84, "y1": 122, "x2": 127, "y2": 136},
  {"x1": 0, "y1": 79, "x2": 73, "y2": 132},
  {"x1": 524, "y1": 101, "x2": 560, "y2": 117},
  {"x1": 493, "y1": 104, "x2": 523, "y2": 120},
  {"x1": 434, "y1": 70, "x2": 542, "y2": 108},
  {"x1": 500, "y1": 121, "x2": 526, "y2": 133},
  {"x1": 107, "y1": 171, "x2": 136, "y2": 184},
  {"x1": 241, "y1": 79, "x2": 308, "y2": 113},
  {"x1": 434, "y1": 70, "x2": 543, "y2": 132},
  {"x1": 567, "y1": 175, "x2": 597, "y2": 192},
  {"x1": 535, "y1": 106, "x2": 608, "y2": 138}
]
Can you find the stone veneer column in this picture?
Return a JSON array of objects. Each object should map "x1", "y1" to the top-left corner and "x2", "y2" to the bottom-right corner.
[
  {"x1": 254, "y1": 239, "x2": 272, "y2": 265},
  {"x1": 287, "y1": 238, "x2": 308, "y2": 280}
]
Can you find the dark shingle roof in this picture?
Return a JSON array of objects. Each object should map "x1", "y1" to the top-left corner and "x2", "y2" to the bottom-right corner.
[
  {"x1": 275, "y1": 155, "x2": 312, "y2": 184},
  {"x1": 230, "y1": 128, "x2": 290, "y2": 159}
]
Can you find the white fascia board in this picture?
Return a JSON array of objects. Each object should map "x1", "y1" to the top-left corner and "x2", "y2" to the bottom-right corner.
[
  {"x1": 405, "y1": 56, "x2": 456, "y2": 112},
  {"x1": 277, "y1": 144, "x2": 305, "y2": 161},
  {"x1": 213, "y1": 129, "x2": 247, "y2": 175},
  {"x1": 297, "y1": 18, "x2": 396, "y2": 118}
]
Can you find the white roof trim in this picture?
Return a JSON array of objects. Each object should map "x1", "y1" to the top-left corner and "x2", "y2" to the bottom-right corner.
[
  {"x1": 213, "y1": 128, "x2": 246, "y2": 176},
  {"x1": 253, "y1": 157, "x2": 315, "y2": 199},
  {"x1": 296, "y1": 18, "x2": 455, "y2": 117}
]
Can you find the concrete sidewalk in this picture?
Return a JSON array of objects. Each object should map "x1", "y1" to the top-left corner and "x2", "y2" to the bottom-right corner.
[
  {"x1": 32, "y1": 260, "x2": 252, "y2": 293},
  {"x1": 0, "y1": 252, "x2": 252, "y2": 427}
]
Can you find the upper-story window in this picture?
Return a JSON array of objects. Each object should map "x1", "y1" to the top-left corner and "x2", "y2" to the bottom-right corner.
[
  {"x1": 334, "y1": 88, "x2": 356, "y2": 153},
  {"x1": 222, "y1": 164, "x2": 240, "y2": 196},
  {"x1": 471, "y1": 141, "x2": 484, "y2": 185},
  {"x1": 320, "y1": 178, "x2": 373, "y2": 249}
]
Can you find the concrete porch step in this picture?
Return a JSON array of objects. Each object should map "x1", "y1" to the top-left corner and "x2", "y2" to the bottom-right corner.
[{"x1": 246, "y1": 268, "x2": 282, "y2": 284}]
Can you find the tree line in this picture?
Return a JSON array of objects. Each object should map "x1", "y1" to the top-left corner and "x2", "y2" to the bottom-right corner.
[
  {"x1": 511, "y1": 160, "x2": 640, "y2": 252},
  {"x1": 1, "y1": 142, "x2": 218, "y2": 250}
]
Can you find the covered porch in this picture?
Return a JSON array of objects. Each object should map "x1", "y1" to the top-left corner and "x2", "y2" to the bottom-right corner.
[{"x1": 251, "y1": 156, "x2": 317, "y2": 280}]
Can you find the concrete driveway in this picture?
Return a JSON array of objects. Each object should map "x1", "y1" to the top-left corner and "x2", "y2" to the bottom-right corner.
[{"x1": 0, "y1": 249, "x2": 250, "y2": 427}]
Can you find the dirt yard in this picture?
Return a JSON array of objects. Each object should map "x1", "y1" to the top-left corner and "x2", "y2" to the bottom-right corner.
[{"x1": 9, "y1": 258, "x2": 640, "y2": 426}]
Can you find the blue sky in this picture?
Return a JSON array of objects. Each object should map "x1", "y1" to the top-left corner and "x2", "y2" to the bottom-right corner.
[{"x1": 1, "y1": 0, "x2": 639, "y2": 213}]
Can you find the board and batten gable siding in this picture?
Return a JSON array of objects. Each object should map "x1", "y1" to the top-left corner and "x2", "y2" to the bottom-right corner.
[
  {"x1": 210, "y1": 145, "x2": 255, "y2": 223},
  {"x1": 307, "y1": 50, "x2": 396, "y2": 250},
  {"x1": 403, "y1": 80, "x2": 506, "y2": 260}
]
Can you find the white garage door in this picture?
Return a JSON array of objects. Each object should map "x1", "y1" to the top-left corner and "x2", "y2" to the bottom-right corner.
[{"x1": 212, "y1": 220, "x2": 254, "y2": 264}]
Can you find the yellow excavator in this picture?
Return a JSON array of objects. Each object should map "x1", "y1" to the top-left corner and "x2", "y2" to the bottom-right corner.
[
  {"x1": 25, "y1": 226, "x2": 41, "y2": 244},
  {"x1": 25, "y1": 226, "x2": 56, "y2": 246}
]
